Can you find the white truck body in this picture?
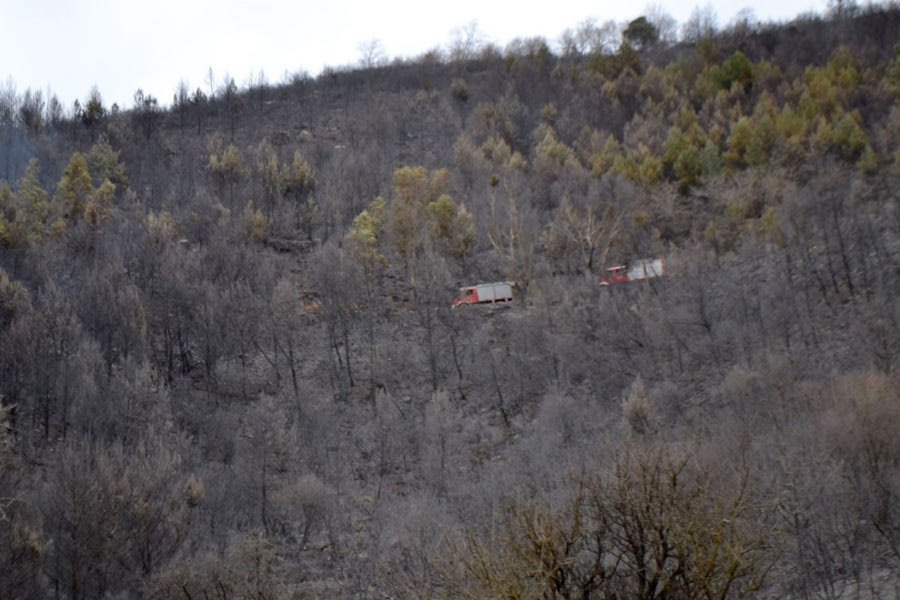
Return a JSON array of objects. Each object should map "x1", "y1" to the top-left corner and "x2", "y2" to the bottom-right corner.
[
  {"x1": 626, "y1": 258, "x2": 665, "y2": 281},
  {"x1": 475, "y1": 282, "x2": 513, "y2": 301}
]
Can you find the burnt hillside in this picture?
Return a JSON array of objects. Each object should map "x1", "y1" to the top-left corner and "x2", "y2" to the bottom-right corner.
[{"x1": 3, "y1": 4, "x2": 900, "y2": 598}]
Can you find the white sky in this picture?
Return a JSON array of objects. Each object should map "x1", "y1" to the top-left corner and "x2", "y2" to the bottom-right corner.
[{"x1": 2, "y1": 0, "x2": 822, "y2": 111}]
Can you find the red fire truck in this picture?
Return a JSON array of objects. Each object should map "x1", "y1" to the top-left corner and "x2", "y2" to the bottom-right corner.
[
  {"x1": 452, "y1": 281, "x2": 515, "y2": 307},
  {"x1": 600, "y1": 258, "x2": 665, "y2": 285}
]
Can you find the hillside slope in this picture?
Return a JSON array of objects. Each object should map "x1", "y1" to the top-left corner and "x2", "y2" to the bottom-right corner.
[{"x1": 2, "y1": 6, "x2": 900, "y2": 598}]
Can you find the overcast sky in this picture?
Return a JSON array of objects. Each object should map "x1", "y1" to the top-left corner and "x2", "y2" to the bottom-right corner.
[{"x1": 2, "y1": 0, "x2": 822, "y2": 111}]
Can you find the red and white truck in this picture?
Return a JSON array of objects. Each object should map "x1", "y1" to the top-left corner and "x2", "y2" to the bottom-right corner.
[
  {"x1": 600, "y1": 258, "x2": 665, "y2": 285},
  {"x1": 452, "y1": 281, "x2": 515, "y2": 307}
]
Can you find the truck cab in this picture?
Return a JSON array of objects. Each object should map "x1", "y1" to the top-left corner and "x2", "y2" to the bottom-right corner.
[
  {"x1": 599, "y1": 265, "x2": 628, "y2": 285},
  {"x1": 453, "y1": 286, "x2": 478, "y2": 307}
]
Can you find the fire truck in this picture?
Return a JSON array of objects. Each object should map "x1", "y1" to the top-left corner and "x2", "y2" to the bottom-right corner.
[
  {"x1": 600, "y1": 258, "x2": 665, "y2": 285},
  {"x1": 452, "y1": 281, "x2": 515, "y2": 307}
]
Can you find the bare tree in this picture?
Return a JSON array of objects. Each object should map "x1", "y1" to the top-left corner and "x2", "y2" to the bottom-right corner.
[
  {"x1": 358, "y1": 38, "x2": 387, "y2": 69},
  {"x1": 415, "y1": 443, "x2": 775, "y2": 600},
  {"x1": 682, "y1": 4, "x2": 719, "y2": 42},
  {"x1": 447, "y1": 21, "x2": 486, "y2": 63}
]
